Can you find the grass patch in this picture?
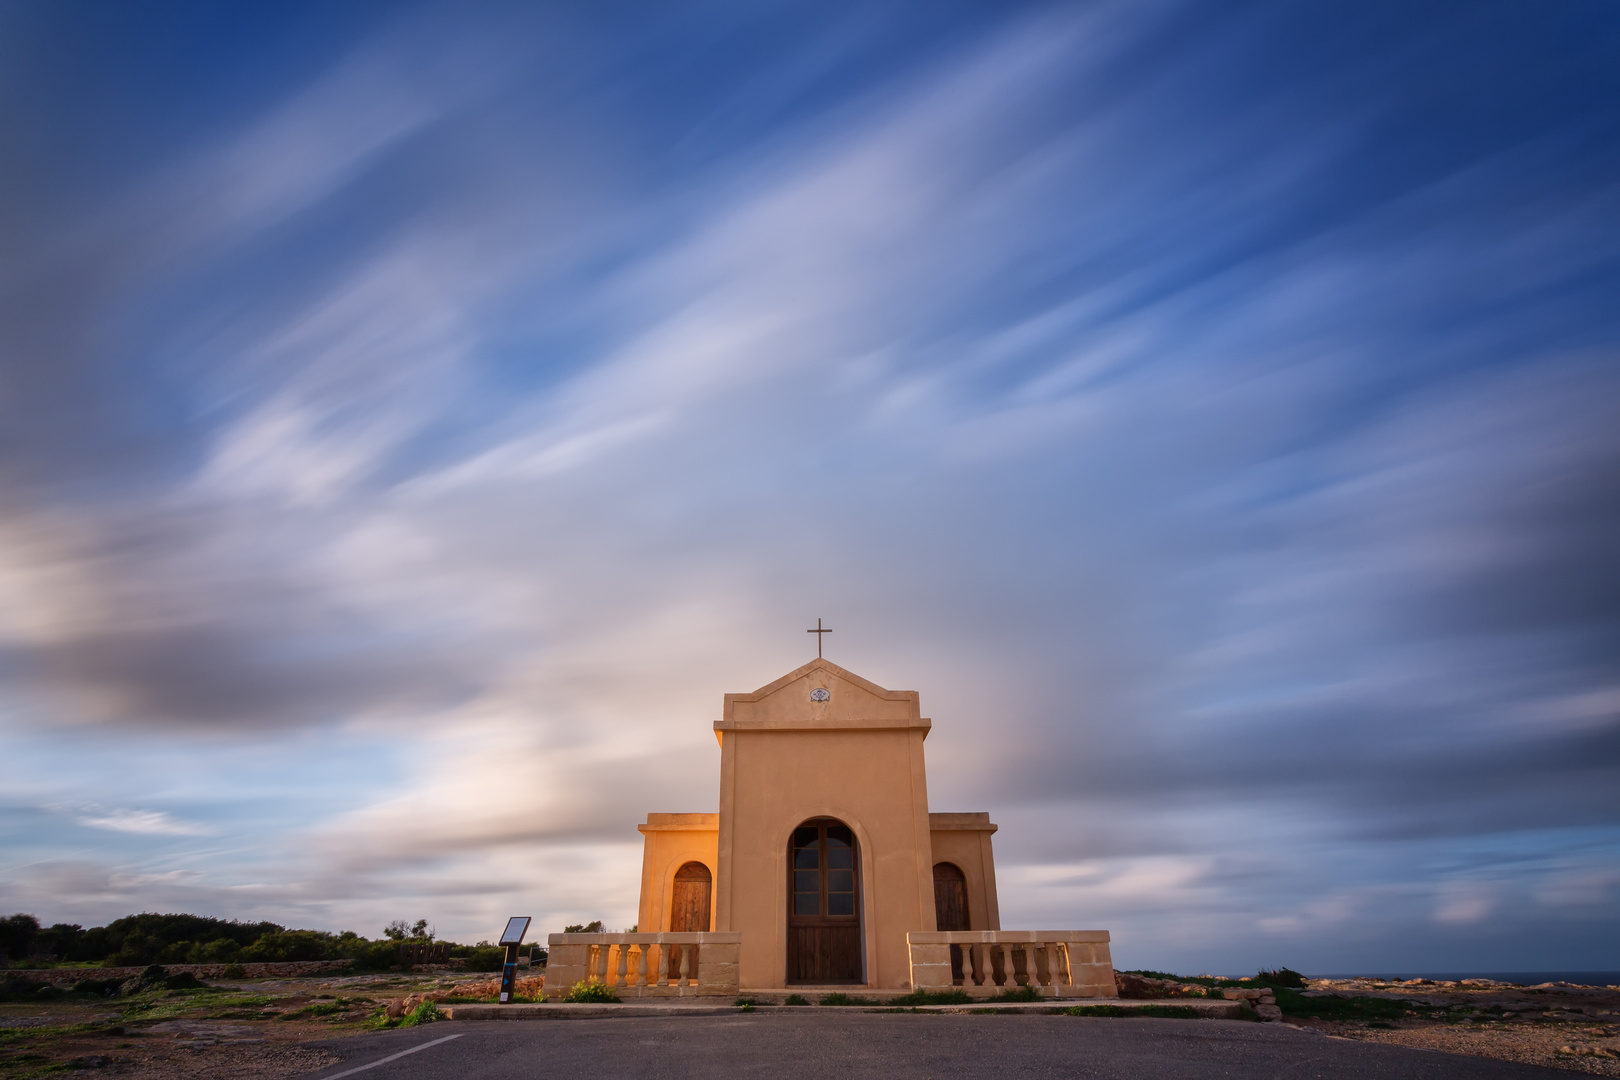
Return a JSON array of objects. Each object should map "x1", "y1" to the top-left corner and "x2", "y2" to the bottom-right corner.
[
  {"x1": 819, "y1": 992, "x2": 876, "y2": 1006},
  {"x1": 737, "y1": 1002, "x2": 755, "y2": 1012},
  {"x1": 1067, "y1": 1004, "x2": 1201, "y2": 1019},
  {"x1": 990, "y1": 984, "x2": 1041, "y2": 1003},
  {"x1": 783, "y1": 994, "x2": 809, "y2": 1006},
  {"x1": 398, "y1": 1001, "x2": 440, "y2": 1027},
  {"x1": 1274, "y1": 989, "x2": 1433, "y2": 1023},
  {"x1": 889, "y1": 989, "x2": 973, "y2": 1006}
]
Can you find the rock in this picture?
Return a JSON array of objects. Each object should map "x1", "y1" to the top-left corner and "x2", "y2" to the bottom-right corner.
[{"x1": 1255, "y1": 1004, "x2": 1283, "y2": 1020}]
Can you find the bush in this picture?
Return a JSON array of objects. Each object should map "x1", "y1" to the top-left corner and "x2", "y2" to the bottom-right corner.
[
  {"x1": 242, "y1": 930, "x2": 334, "y2": 962},
  {"x1": 399, "y1": 1001, "x2": 440, "y2": 1027},
  {"x1": 890, "y1": 989, "x2": 972, "y2": 1006},
  {"x1": 0, "y1": 974, "x2": 48, "y2": 1001},
  {"x1": 70, "y1": 978, "x2": 124, "y2": 998},
  {"x1": 819, "y1": 992, "x2": 875, "y2": 1006},
  {"x1": 565, "y1": 979, "x2": 620, "y2": 1003},
  {"x1": 991, "y1": 984, "x2": 1041, "y2": 1002},
  {"x1": 0, "y1": 914, "x2": 40, "y2": 966},
  {"x1": 1068, "y1": 1004, "x2": 1201, "y2": 1019},
  {"x1": 1254, "y1": 968, "x2": 1307, "y2": 989},
  {"x1": 462, "y1": 945, "x2": 505, "y2": 972},
  {"x1": 562, "y1": 921, "x2": 605, "y2": 934},
  {"x1": 221, "y1": 964, "x2": 246, "y2": 979},
  {"x1": 784, "y1": 994, "x2": 810, "y2": 1006}
]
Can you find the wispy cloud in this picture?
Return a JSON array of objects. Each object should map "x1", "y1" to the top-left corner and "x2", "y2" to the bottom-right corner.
[{"x1": 0, "y1": 0, "x2": 1615, "y2": 971}]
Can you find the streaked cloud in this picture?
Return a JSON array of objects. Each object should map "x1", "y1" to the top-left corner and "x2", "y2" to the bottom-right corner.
[{"x1": 0, "y1": 0, "x2": 1615, "y2": 972}]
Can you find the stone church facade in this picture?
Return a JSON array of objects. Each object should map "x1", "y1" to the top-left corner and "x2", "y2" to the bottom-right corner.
[
  {"x1": 545, "y1": 656, "x2": 1114, "y2": 998},
  {"x1": 637, "y1": 658, "x2": 1001, "y2": 989}
]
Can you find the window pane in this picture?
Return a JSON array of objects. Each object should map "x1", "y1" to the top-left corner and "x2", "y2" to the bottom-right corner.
[
  {"x1": 794, "y1": 869, "x2": 820, "y2": 893},
  {"x1": 793, "y1": 826, "x2": 819, "y2": 848},
  {"x1": 826, "y1": 846, "x2": 853, "y2": 869},
  {"x1": 827, "y1": 893, "x2": 855, "y2": 916},
  {"x1": 827, "y1": 869, "x2": 853, "y2": 893},
  {"x1": 826, "y1": 827, "x2": 852, "y2": 847},
  {"x1": 794, "y1": 892, "x2": 820, "y2": 916},
  {"x1": 794, "y1": 847, "x2": 819, "y2": 869}
]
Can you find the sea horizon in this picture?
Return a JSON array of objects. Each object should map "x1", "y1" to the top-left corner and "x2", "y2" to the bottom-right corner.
[{"x1": 1312, "y1": 971, "x2": 1620, "y2": 986}]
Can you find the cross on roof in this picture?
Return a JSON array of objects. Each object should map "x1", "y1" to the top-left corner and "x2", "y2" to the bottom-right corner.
[{"x1": 806, "y1": 618, "x2": 832, "y2": 658}]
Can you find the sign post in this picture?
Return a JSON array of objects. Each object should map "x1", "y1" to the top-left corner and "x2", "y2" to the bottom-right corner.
[{"x1": 497, "y1": 917, "x2": 531, "y2": 1003}]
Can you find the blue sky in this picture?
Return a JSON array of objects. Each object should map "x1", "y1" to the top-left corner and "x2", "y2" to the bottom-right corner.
[{"x1": 1, "y1": 0, "x2": 1617, "y2": 974}]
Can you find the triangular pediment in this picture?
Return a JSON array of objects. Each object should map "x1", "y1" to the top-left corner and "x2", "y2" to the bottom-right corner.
[{"x1": 721, "y1": 657, "x2": 922, "y2": 726}]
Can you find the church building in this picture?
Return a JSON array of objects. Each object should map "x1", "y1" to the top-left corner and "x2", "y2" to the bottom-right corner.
[{"x1": 634, "y1": 657, "x2": 1002, "y2": 990}]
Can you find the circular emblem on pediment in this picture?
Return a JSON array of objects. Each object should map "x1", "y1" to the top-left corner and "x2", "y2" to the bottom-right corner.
[{"x1": 810, "y1": 687, "x2": 830, "y2": 702}]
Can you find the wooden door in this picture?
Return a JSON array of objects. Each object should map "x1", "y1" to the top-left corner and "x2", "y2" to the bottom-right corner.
[
  {"x1": 669, "y1": 861, "x2": 710, "y2": 977},
  {"x1": 933, "y1": 862, "x2": 969, "y2": 982},
  {"x1": 670, "y1": 862, "x2": 711, "y2": 932},
  {"x1": 787, "y1": 821, "x2": 862, "y2": 983}
]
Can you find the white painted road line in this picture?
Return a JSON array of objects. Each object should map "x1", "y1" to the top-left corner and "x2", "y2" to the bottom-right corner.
[{"x1": 316, "y1": 1032, "x2": 464, "y2": 1079}]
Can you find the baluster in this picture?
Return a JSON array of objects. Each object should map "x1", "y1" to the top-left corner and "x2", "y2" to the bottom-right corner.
[
  {"x1": 678, "y1": 944, "x2": 691, "y2": 986},
  {"x1": 968, "y1": 942, "x2": 983, "y2": 986},
  {"x1": 636, "y1": 943, "x2": 648, "y2": 987},
  {"x1": 596, "y1": 943, "x2": 609, "y2": 984},
  {"x1": 1026, "y1": 942, "x2": 1043, "y2": 990},
  {"x1": 615, "y1": 942, "x2": 629, "y2": 987},
  {"x1": 989, "y1": 943, "x2": 1003, "y2": 987},
  {"x1": 657, "y1": 942, "x2": 670, "y2": 987}
]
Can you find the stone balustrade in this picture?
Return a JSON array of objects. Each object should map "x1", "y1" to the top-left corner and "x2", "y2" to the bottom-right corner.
[
  {"x1": 542, "y1": 932, "x2": 741, "y2": 999},
  {"x1": 907, "y1": 931, "x2": 1115, "y2": 998}
]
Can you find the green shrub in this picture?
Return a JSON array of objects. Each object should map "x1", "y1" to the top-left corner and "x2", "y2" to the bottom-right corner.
[
  {"x1": 991, "y1": 984, "x2": 1040, "y2": 1002},
  {"x1": 1274, "y1": 989, "x2": 1428, "y2": 1022},
  {"x1": 890, "y1": 989, "x2": 972, "y2": 1006},
  {"x1": 737, "y1": 1001, "x2": 755, "y2": 1012},
  {"x1": 399, "y1": 1001, "x2": 440, "y2": 1027},
  {"x1": 462, "y1": 945, "x2": 505, "y2": 972},
  {"x1": 784, "y1": 994, "x2": 809, "y2": 1006},
  {"x1": 819, "y1": 992, "x2": 875, "y2": 1006},
  {"x1": 1068, "y1": 1004, "x2": 1200, "y2": 1019},
  {"x1": 1254, "y1": 968, "x2": 1307, "y2": 989},
  {"x1": 221, "y1": 964, "x2": 246, "y2": 979},
  {"x1": 565, "y1": 979, "x2": 620, "y2": 1003}
]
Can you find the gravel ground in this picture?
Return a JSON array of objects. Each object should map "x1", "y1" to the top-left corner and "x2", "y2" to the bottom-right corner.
[{"x1": 1282, "y1": 977, "x2": 1620, "y2": 1076}]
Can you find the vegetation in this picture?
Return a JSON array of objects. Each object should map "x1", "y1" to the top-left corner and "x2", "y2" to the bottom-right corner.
[
  {"x1": 0, "y1": 909, "x2": 515, "y2": 973},
  {"x1": 819, "y1": 992, "x2": 876, "y2": 1006},
  {"x1": 990, "y1": 984, "x2": 1041, "y2": 1002},
  {"x1": 783, "y1": 993, "x2": 810, "y2": 1006},
  {"x1": 564, "y1": 979, "x2": 620, "y2": 1003},
  {"x1": 1068, "y1": 1004, "x2": 1202, "y2": 1018},
  {"x1": 1272, "y1": 987, "x2": 1435, "y2": 1023},
  {"x1": 890, "y1": 988, "x2": 973, "y2": 1006},
  {"x1": 399, "y1": 1000, "x2": 441, "y2": 1026}
]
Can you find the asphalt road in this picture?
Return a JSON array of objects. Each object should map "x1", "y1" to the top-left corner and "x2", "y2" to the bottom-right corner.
[{"x1": 299, "y1": 1013, "x2": 1577, "y2": 1080}]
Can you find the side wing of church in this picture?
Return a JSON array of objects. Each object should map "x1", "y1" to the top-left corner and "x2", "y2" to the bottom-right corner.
[{"x1": 548, "y1": 657, "x2": 1114, "y2": 998}]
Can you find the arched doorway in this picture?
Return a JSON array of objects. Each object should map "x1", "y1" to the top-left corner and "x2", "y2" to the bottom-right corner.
[
  {"x1": 669, "y1": 861, "x2": 711, "y2": 975},
  {"x1": 670, "y1": 861, "x2": 712, "y2": 932},
  {"x1": 933, "y1": 862, "x2": 969, "y2": 983},
  {"x1": 787, "y1": 819, "x2": 862, "y2": 983}
]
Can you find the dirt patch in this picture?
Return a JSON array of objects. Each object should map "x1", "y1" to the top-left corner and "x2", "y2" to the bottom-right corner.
[{"x1": 0, "y1": 971, "x2": 497, "y2": 1078}]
